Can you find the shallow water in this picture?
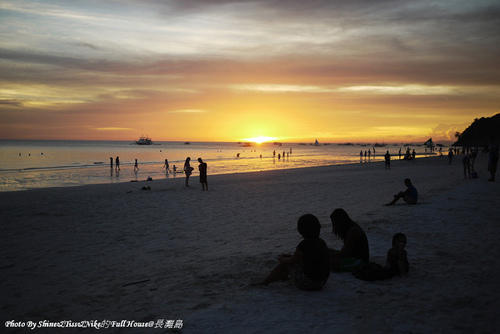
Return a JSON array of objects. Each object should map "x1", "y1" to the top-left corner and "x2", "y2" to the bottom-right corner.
[{"x1": 0, "y1": 140, "x2": 438, "y2": 191}]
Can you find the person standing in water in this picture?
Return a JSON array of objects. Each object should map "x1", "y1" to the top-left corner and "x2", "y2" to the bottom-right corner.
[{"x1": 163, "y1": 159, "x2": 171, "y2": 174}]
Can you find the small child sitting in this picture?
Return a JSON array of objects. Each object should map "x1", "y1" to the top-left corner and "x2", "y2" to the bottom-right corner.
[{"x1": 385, "y1": 233, "x2": 409, "y2": 276}]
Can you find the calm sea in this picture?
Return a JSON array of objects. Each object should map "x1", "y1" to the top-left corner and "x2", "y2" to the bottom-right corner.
[{"x1": 0, "y1": 140, "x2": 437, "y2": 192}]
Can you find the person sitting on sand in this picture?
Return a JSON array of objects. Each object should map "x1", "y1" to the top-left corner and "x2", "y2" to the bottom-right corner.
[
  {"x1": 385, "y1": 233, "x2": 409, "y2": 276},
  {"x1": 328, "y1": 208, "x2": 369, "y2": 272},
  {"x1": 252, "y1": 214, "x2": 330, "y2": 291},
  {"x1": 385, "y1": 178, "x2": 418, "y2": 205}
]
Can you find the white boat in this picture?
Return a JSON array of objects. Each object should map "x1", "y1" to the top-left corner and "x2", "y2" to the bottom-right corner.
[{"x1": 136, "y1": 136, "x2": 153, "y2": 145}]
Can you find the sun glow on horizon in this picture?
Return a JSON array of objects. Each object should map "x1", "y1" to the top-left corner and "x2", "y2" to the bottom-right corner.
[{"x1": 243, "y1": 136, "x2": 278, "y2": 144}]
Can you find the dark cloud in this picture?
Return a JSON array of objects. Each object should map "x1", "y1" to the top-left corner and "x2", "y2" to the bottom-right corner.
[{"x1": 0, "y1": 99, "x2": 23, "y2": 107}]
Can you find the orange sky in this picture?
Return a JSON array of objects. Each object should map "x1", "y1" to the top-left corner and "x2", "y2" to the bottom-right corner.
[{"x1": 1, "y1": 1, "x2": 499, "y2": 144}]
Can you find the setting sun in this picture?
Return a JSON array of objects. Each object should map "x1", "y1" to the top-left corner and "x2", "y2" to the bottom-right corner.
[{"x1": 243, "y1": 136, "x2": 278, "y2": 144}]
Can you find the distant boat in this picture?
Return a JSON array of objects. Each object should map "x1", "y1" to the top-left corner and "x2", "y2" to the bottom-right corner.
[
  {"x1": 136, "y1": 136, "x2": 153, "y2": 145},
  {"x1": 314, "y1": 139, "x2": 320, "y2": 146}
]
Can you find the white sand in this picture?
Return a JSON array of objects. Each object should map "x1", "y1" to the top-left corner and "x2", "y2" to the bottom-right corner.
[{"x1": 1, "y1": 153, "x2": 499, "y2": 333}]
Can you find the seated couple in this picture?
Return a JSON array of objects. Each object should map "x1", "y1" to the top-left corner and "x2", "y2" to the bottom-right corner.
[{"x1": 252, "y1": 209, "x2": 370, "y2": 290}]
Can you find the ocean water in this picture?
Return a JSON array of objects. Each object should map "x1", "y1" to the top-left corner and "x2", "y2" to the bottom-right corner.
[{"x1": 0, "y1": 140, "x2": 438, "y2": 192}]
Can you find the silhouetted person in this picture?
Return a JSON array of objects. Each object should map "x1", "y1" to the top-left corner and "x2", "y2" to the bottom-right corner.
[
  {"x1": 115, "y1": 156, "x2": 120, "y2": 170},
  {"x1": 134, "y1": 159, "x2": 139, "y2": 171},
  {"x1": 184, "y1": 157, "x2": 193, "y2": 187},
  {"x1": 252, "y1": 214, "x2": 330, "y2": 290},
  {"x1": 328, "y1": 208, "x2": 369, "y2": 272},
  {"x1": 385, "y1": 233, "x2": 409, "y2": 277},
  {"x1": 110, "y1": 157, "x2": 113, "y2": 170},
  {"x1": 198, "y1": 158, "x2": 208, "y2": 191},
  {"x1": 384, "y1": 151, "x2": 391, "y2": 170},
  {"x1": 385, "y1": 178, "x2": 418, "y2": 205},
  {"x1": 163, "y1": 159, "x2": 171, "y2": 173}
]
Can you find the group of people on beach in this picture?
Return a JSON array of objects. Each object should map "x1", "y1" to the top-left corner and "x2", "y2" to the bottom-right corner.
[
  {"x1": 360, "y1": 147, "x2": 417, "y2": 163},
  {"x1": 252, "y1": 208, "x2": 409, "y2": 291},
  {"x1": 183, "y1": 157, "x2": 208, "y2": 190},
  {"x1": 110, "y1": 156, "x2": 120, "y2": 171},
  {"x1": 107, "y1": 155, "x2": 209, "y2": 190},
  {"x1": 109, "y1": 156, "x2": 136, "y2": 172},
  {"x1": 253, "y1": 179, "x2": 416, "y2": 291},
  {"x1": 163, "y1": 156, "x2": 209, "y2": 190}
]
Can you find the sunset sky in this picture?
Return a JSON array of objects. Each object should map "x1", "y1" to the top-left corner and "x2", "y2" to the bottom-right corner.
[{"x1": 1, "y1": 0, "x2": 499, "y2": 144}]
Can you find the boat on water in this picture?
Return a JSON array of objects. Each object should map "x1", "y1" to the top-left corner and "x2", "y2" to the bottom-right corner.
[{"x1": 136, "y1": 136, "x2": 153, "y2": 145}]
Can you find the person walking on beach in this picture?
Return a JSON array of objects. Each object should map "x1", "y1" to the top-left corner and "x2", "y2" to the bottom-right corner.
[
  {"x1": 385, "y1": 178, "x2": 418, "y2": 205},
  {"x1": 198, "y1": 158, "x2": 208, "y2": 191},
  {"x1": 110, "y1": 157, "x2": 113, "y2": 170},
  {"x1": 384, "y1": 150, "x2": 391, "y2": 170},
  {"x1": 448, "y1": 149, "x2": 454, "y2": 165},
  {"x1": 184, "y1": 157, "x2": 193, "y2": 187},
  {"x1": 134, "y1": 159, "x2": 139, "y2": 171},
  {"x1": 328, "y1": 208, "x2": 370, "y2": 272},
  {"x1": 252, "y1": 214, "x2": 330, "y2": 290},
  {"x1": 163, "y1": 159, "x2": 171, "y2": 173},
  {"x1": 115, "y1": 156, "x2": 120, "y2": 171}
]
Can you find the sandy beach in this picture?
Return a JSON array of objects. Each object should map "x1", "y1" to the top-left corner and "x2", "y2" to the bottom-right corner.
[{"x1": 1, "y1": 153, "x2": 499, "y2": 333}]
